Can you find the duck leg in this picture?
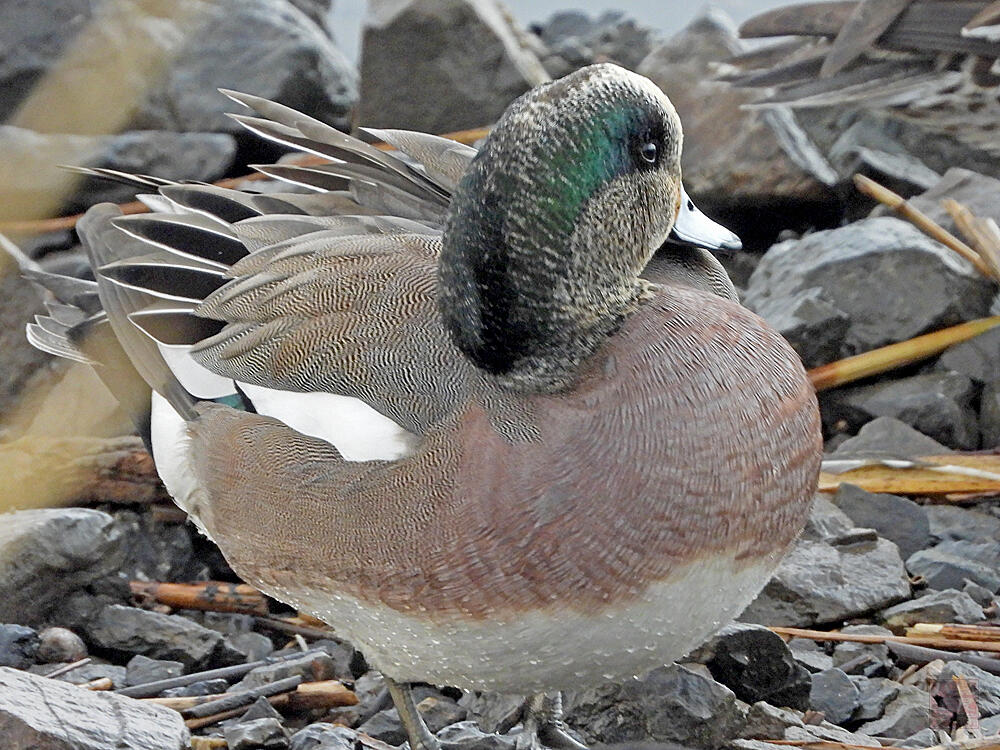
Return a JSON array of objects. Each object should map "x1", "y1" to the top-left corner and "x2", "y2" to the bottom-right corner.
[
  {"x1": 384, "y1": 676, "x2": 440, "y2": 750},
  {"x1": 516, "y1": 693, "x2": 589, "y2": 750}
]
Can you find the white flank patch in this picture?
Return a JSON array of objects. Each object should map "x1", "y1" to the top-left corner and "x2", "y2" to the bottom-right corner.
[{"x1": 238, "y1": 384, "x2": 419, "y2": 462}]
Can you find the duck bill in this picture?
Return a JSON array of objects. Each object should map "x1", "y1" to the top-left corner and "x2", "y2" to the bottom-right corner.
[{"x1": 667, "y1": 188, "x2": 742, "y2": 253}]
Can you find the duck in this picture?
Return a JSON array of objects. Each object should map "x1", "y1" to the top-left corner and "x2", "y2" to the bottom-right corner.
[
  {"x1": 725, "y1": 0, "x2": 1000, "y2": 158},
  {"x1": 26, "y1": 63, "x2": 822, "y2": 750}
]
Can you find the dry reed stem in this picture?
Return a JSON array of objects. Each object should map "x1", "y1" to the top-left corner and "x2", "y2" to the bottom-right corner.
[
  {"x1": 769, "y1": 626, "x2": 1000, "y2": 654},
  {"x1": 817, "y1": 454, "x2": 1000, "y2": 495},
  {"x1": 853, "y1": 174, "x2": 994, "y2": 279},
  {"x1": 807, "y1": 316, "x2": 1000, "y2": 391}
]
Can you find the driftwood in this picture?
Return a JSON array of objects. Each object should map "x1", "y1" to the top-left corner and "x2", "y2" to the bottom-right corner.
[
  {"x1": 181, "y1": 675, "x2": 303, "y2": 720},
  {"x1": 888, "y1": 641, "x2": 1000, "y2": 675},
  {"x1": 0, "y1": 435, "x2": 167, "y2": 508},
  {"x1": 180, "y1": 679, "x2": 358, "y2": 729},
  {"x1": 146, "y1": 679, "x2": 357, "y2": 713},
  {"x1": 130, "y1": 580, "x2": 269, "y2": 616}
]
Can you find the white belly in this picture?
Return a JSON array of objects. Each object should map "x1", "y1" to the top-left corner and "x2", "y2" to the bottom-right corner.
[{"x1": 265, "y1": 553, "x2": 778, "y2": 694}]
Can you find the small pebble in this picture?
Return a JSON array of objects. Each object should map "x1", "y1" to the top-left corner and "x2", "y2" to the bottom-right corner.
[{"x1": 36, "y1": 627, "x2": 87, "y2": 664}]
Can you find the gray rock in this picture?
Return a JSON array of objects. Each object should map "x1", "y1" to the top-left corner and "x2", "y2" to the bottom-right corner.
[
  {"x1": 784, "y1": 724, "x2": 880, "y2": 747},
  {"x1": 788, "y1": 638, "x2": 833, "y2": 673},
  {"x1": 125, "y1": 654, "x2": 184, "y2": 687},
  {"x1": 225, "y1": 717, "x2": 290, "y2": 750},
  {"x1": 290, "y1": 723, "x2": 358, "y2": 750},
  {"x1": 741, "y1": 535, "x2": 911, "y2": 627},
  {"x1": 980, "y1": 714, "x2": 1000, "y2": 735},
  {"x1": 982, "y1": 380, "x2": 1000, "y2": 449},
  {"x1": 831, "y1": 625, "x2": 891, "y2": 674},
  {"x1": 243, "y1": 695, "x2": 286, "y2": 722},
  {"x1": 751, "y1": 287, "x2": 851, "y2": 368},
  {"x1": 0, "y1": 509, "x2": 124, "y2": 627},
  {"x1": 140, "y1": 0, "x2": 355, "y2": 133},
  {"x1": 898, "y1": 728, "x2": 940, "y2": 749},
  {"x1": 742, "y1": 702, "x2": 806, "y2": 739},
  {"x1": 460, "y1": 690, "x2": 524, "y2": 734},
  {"x1": 227, "y1": 631, "x2": 276, "y2": 663},
  {"x1": 359, "y1": 693, "x2": 465, "y2": 745},
  {"x1": 1, "y1": 0, "x2": 354, "y2": 132},
  {"x1": 831, "y1": 484, "x2": 931, "y2": 559},
  {"x1": 907, "y1": 541, "x2": 1000, "y2": 591},
  {"x1": 745, "y1": 217, "x2": 995, "y2": 362},
  {"x1": 925, "y1": 505, "x2": 1000, "y2": 543},
  {"x1": 0, "y1": 625, "x2": 38, "y2": 669},
  {"x1": 35, "y1": 661, "x2": 128, "y2": 690},
  {"x1": 907, "y1": 169, "x2": 1000, "y2": 235},
  {"x1": 0, "y1": 666, "x2": 188, "y2": 749},
  {"x1": 827, "y1": 116, "x2": 943, "y2": 192},
  {"x1": 809, "y1": 669, "x2": 859, "y2": 725},
  {"x1": 85, "y1": 605, "x2": 222, "y2": 669},
  {"x1": 358, "y1": 0, "x2": 547, "y2": 134},
  {"x1": 112, "y1": 509, "x2": 208, "y2": 582},
  {"x1": 933, "y1": 661, "x2": 1000, "y2": 717},
  {"x1": 418, "y1": 695, "x2": 468, "y2": 732},
  {"x1": 858, "y1": 684, "x2": 932, "y2": 738},
  {"x1": 564, "y1": 664, "x2": 746, "y2": 748},
  {"x1": 832, "y1": 417, "x2": 951, "y2": 458},
  {"x1": 881, "y1": 589, "x2": 985, "y2": 629},
  {"x1": 936, "y1": 327, "x2": 1000, "y2": 385},
  {"x1": 802, "y1": 495, "x2": 856, "y2": 542},
  {"x1": 822, "y1": 371, "x2": 980, "y2": 450},
  {"x1": 438, "y1": 720, "x2": 516, "y2": 750},
  {"x1": 699, "y1": 623, "x2": 811, "y2": 708},
  {"x1": 534, "y1": 10, "x2": 592, "y2": 46},
  {"x1": 231, "y1": 651, "x2": 336, "y2": 691},
  {"x1": 534, "y1": 10, "x2": 659, "y2": 72},
  {"x1": 308, "y1": 638, "x2": 357, "y2": 680},
  {"x1": 964, "y1": 579, "x2": 996, "y2": 607},
  {"x1": 851, "y1": 676, "x2": 900, "y2": 722},
  {"x1": 359, "y1": 707, "x2": 410, "y2": 745},
  {"x1": 36, "y1": 627, "x2": 87, "y2": 664},
  {"x1": 742, "y1": 701, "x2": 879, "y2": 746}
]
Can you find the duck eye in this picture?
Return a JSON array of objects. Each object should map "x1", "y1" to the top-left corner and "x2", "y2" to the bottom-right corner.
[{"x1": 639, "y1": 141, "x2": 658, "y2": 164}]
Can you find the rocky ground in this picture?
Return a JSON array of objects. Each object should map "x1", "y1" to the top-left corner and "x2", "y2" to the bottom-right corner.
[{"x1": 1, "y1": 1, "x2": 1000, "y2": 749}]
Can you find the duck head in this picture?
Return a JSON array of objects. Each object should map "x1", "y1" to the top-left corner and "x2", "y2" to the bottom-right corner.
[{"x1": 439, "y1": 63, "x2": 740, "y2": 392}]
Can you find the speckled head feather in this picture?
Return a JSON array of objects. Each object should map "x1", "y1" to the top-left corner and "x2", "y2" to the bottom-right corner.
[{"x1": 440, "y1": 64, "x2": 685, "y2": 392}]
